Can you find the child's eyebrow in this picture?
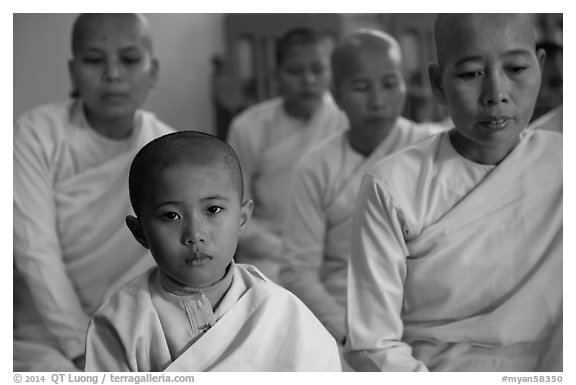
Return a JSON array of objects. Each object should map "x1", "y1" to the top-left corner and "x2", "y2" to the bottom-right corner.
[
  {"x1": 152, "y1": 201, "x2": 179, "y2": 211},
  {"x1": 202, "y1": 195, "x2": 231, "y2": 202}
]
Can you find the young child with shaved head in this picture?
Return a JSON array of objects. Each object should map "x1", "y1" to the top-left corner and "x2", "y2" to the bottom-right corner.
[
  {"x1": 279, "y1": 29, "x2": 445, "y2": 367},
  {"x1": 14, "y1": 13, "x2": 174, "y2": 371},
  {"x1": 84, "y1": 131, "x2": 341, "y2": 372},
  {"x1": 345, "y1": 14, "x2": 562, "y2": 371}
]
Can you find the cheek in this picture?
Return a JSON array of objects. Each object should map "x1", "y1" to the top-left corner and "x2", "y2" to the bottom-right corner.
[{"x1": 342, "y1": 98, "x2": 366, "y2": 119}]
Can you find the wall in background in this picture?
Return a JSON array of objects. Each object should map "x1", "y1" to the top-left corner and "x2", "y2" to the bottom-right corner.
[{"x1": 13, "y1": 13, "x2": 225, "y2": 134}]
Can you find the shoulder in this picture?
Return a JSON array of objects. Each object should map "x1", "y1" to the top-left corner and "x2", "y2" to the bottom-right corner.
[
  {"x1": 529, "y1": 105, "x2": 563, "y2": 134},
  {"x1": 136, "y1": 109, "x2": 176, "y2": 136},
  {"x1": 93, "y1": 268, "x2": 155, "y2": 321},
  {"x1": 524, "y1": 129, "x2": 562, "y2": 167},
  {"x1": 397, "y1": 117, "x2": 447, "y2": 142},
  {"x1": 14, "y1": 101, "x2": 72, "y2": 138},
  {"x1": 14, "y1": 101, "x2": 76, "y2": 157},
  {"x1": 370, "y1": 131, "x2": 443, "y2": 184},
  {"x1": 231, "y1": 98, "x2": 282, "y2": 129},
  {"x1": 296, "y1": 131, "x2": 347, "y2": 174},
  {"x1": 235, "y1": 264, "x2": 307, "y2": 304}
]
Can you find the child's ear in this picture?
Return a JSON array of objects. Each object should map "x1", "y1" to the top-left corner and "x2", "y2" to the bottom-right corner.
[
  {"x1": 126, "y1": 215, "x2": 149, "y2": 249},
  {"x1": 428, "y1": 63, "x2": 447, "y2": 106},
  {"x1": 238, "y1": 199, "x2": 254, "y2": 234}
]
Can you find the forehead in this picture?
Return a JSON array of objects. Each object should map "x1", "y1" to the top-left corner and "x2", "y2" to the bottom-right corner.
[
  {"x1": 344, "y1": 46, "x2": 401, "y2": 76},
  {"x1": 74, "y1": 14, "x2": 149, "y2": 52},
  {"x1": 439, "y1": 15, "x2": 535, "y2": 65},
  {"x1": 146, "y1": 164, "x2": 238, "y2": 201},
  {"x1": 281, "y1": 43, "x2": 331, "y2": 64}
]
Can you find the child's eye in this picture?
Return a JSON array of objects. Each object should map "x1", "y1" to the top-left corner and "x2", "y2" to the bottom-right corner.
[
  {"x1": 161, "y1": 212, "x2": 180, "y2": 221},
  {"x1": 206, "y1": 206, "x2": 223, "y2": 215},
  {"x1": 82, "y1": 57, "x2": 103, "y2": 65}
]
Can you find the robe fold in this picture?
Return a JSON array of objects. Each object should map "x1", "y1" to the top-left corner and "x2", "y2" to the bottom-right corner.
[
  {"x1": 85, "y1": 264, "x2": 341, "y2": 372},
  {"x1": 345, "y1": 129, "x2": 562, "y2": 372},
  {"x1": 280, "y1": 118, "x2": 445, "y2": 343},
  {"x1": 14, "y1": 100, "x2": 174, "y2": 371},
  {"x1": 227, "y1": 94, "x2": 346, "y2": 282}
]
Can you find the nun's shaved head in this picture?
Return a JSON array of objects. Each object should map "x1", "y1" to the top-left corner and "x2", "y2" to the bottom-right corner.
[
  {"x1": 71, "y1": 13, "x2": 154, "y2": 56},
  {"x1": 129, "y1": 131, "x2": 244, "y2": 216},
  {"x1": 434, "y1": 14, "x2": 536, "y2": 69},
  {"x1": 331, "y1": 29, "x2": 402, "y2": 87}
]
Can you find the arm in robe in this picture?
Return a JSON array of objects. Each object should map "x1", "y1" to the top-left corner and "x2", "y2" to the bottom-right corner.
[
  {"x1": 227, "y1": 116, "x2": 282, "y2": 261},
  {"x1": 345, "y1": 174, "x2": 427, "y2": 372},
  {"x1": 84, "y1": 315, "x2": 132, "y2": 372},
  {"x1": 13, "y1": 117, "x2": 90, "y2": 360},
  {"x1": 280, "y1": 159, "x2": 346, "y2": 342}
]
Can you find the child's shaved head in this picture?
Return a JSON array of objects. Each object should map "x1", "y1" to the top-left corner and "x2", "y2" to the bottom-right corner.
[
  {"x1": 434, "y1": 14, "x2": 536, "y2": 69},
  {"x1": 275, "y1": 27, "x2": 331, "y2": 66},
  {"x1": 129, "y1": 131, "x2": 244, "y2": 216},
  {"x1": 71, "y1": 13, "x2": 154, "y2": 56},
  {"x1": 331, "y1": 29, "x2": 402, "y2": 87}
]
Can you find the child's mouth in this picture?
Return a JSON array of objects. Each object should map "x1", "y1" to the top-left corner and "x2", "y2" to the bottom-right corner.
[{"x1": 185, "y1": 253, "x2": 211, "y2": 267}]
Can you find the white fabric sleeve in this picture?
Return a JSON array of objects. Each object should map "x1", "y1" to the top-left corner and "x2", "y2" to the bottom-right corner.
[
  {"x1": 84, "y1": 316, "x2": 131, "y2": 372},
  {"x1": 13, "y1": 120, "x2": 90, "y2": 360},
  {"x1": 280, "y1": 162, "x2": 346, "y2": 342},
  {"x1": 345, "y1": 174, "x2": 428, "y2": 371},
  {"x1": 227, "y1": 117, "x2": 282, "y2": 260}
]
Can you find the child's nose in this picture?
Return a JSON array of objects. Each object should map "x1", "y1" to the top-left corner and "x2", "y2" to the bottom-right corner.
[{"x1": 181, "y1": 218, "x2": 206, "y2": 245}]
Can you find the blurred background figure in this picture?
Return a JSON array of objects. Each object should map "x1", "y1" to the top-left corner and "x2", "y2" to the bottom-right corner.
[
  {"x1": 13, "y1": 13, "x2": 174, "y2": 371},
  {"x1": 227, "y1": 27, "x2": 347, "y2": 283}
]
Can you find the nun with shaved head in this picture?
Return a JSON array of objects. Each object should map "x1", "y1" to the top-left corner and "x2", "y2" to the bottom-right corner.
[
  {"x1": 279, "y1": 28, "x2": 445, "y2": 367},
  {"x1": 345, "y1": 14, "x2": 562, "y2": 372},
  {"x1": 14, "y1": 14, "x2": 174, "y2": 371}
]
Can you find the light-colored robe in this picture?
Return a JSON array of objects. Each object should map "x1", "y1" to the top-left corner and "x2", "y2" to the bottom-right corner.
[
  {"x1": 345, "y1": 129, "x2": 562, "y2": 372},
  {"x1": 85, "y1": 264, "x2": 341, "y2": 372},
  {"x1": 280, "y1": 118, "x2": 445, "y2": 344},
  {"x1": 13, "y1": 100, "x2": 174, "y2": 371},
  {"x1": 227, "y1": 94, "x2": 347, "y2": 282}
]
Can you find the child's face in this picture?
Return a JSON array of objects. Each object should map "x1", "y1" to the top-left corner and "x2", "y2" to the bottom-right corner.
[
  {"x1": 431, "y1": 15, "x2": 543, "y2": 150},
  {"x1": 334, "y1": 48, "x2": 406, "y2": 137},
  {"x1": 68, "y1": 15, "x2": 158, "y2": 122},
  {"x1": 276, "y1": 43, "x2": 332, "y2": 112},
  {"x1": 135, "y1": 164, "x2": 251, "y2": 288}
]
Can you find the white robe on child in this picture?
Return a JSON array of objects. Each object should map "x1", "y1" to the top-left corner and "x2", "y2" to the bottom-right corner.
[
  {"x1": 13, "y1": 100, "x2": 173, "y2": 371},
  {"x1": 85, "y1": 264, "x2": 341, "y2": 372},
  {"x1": 227, "y1": 94, "x2": 346, "y2": 282},
  {"x1": 346, "y1": 129, "x2": 562, "y2": 372},
  {"x1": 280, "y1": 118, "x2": 444, "y2": 341}
]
